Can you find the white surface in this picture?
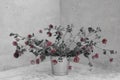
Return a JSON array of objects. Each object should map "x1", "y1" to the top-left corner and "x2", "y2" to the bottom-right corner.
[{"x1": 0, "y1": 61, "x2": 120, "y2": 80}]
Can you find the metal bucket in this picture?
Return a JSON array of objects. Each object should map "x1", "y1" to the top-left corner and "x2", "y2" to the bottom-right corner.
[{"x1": 51, "y1": 56, "x2": 70, "y2": 76}]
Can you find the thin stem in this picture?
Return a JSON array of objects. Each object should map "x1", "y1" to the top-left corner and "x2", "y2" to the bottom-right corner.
[{"x1": 94, "y1": 45, "x2": 111, "y2": 51}]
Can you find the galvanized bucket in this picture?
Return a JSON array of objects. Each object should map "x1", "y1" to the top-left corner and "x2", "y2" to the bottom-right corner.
[{"x1": 51, "y1": 56, "x2": 70, "y2": 76}]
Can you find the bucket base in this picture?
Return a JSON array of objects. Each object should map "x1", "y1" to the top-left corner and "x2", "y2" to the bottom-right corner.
[{"x1": 52, "y1": 72, "x2": 68, "y2": 76}]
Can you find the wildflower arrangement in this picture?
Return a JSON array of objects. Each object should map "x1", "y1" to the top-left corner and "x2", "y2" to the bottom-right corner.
[{"x1": 10, "y1": 24, "x2": 117, "y2": 66}]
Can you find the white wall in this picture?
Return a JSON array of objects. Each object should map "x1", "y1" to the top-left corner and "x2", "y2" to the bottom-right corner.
[
  {"x1": 0, "y1": 0, "x2": 60, "y2": 71},
  {"x1": 61, "y1": 0, "x2": 120, "y2": 71}
]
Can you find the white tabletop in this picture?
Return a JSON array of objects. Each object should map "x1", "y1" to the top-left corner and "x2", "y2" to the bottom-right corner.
[{"x1": 0, "y1": 61, "x2": 119, "y2": 80}]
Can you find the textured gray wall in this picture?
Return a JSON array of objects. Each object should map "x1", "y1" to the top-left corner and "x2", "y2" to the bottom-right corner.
[
  {"x1": 0, "y1": 0, "x2": 60, "y2": 71},
  {"x1": 61, "y1": 0, "x2": 120, "y2": 71},
  {"x1": 0, "y1": 0, "x2": 120, "y2": 72}
]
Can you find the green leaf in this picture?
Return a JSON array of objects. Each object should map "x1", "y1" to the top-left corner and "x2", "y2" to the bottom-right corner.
[
  {"x1": 103, "y1": 50, "x2": 106, "y2": 55},
  {"x1": 33, "y1": 52, "x2": 38, "y2": 56},
  {"x1": 84, "y1": 52, "x2": 90, "y2": 58},
  {"x1": 9, "y1": 33, "x2": 14, "y2": 36},
  {"x1": 76, "y1": 42, "x2": 81, "y2": 47},
  {"x1": 14, "y1": 36, "x2": 17, "y2": 38}
]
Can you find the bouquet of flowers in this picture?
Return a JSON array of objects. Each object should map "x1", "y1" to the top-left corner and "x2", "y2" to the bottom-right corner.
[
  {"x1": 67, "y1": 27, "x2": 117, "y2": 66},
  {"x1": 10, "y1": 24, "x2": 117, "y2": 66}
]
